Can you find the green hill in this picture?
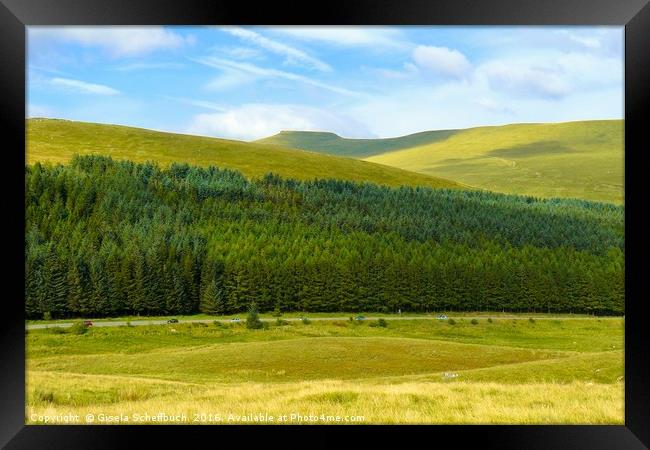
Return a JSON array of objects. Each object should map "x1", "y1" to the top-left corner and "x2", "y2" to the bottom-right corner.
[
  {"x1": 366, "y1": 120, "x2": 624, "y2": 204},
  {"x1": 26, "y1": 119, "x2": 464, "y2": 190},
  {"x1": 258, "y1": 121, "x2": 624, "y2": 204},
  {"x1": 256, "y1": 129, "x2": 459, "y2": 158}
]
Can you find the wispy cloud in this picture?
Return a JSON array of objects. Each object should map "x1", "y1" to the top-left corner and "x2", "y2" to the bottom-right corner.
[
  {"x1": 29, "y1": 27, "x2": 191, "y2": 57},
  {"x1": 193, "y1": 57, "x2": 365, "y2": 97},
  {"x1": 50, "y1": 77, "x2": 120, "y2": 95},
  {"x1": 221, "y1": 27, "x2": 332, "y2": 72},
  {"x1": 271, "y1": 27, "x2": 407, "y2": 50},
  {"x1": 161, "y1": 96, "x2": 226, "y2": 112},
  {"x1": 114, "y1": 62, "x2": 185, "y2": 72}
]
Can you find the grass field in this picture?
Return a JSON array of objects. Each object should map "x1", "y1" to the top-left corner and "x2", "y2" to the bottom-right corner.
[
  {"x1": 26, "y1": 316, "x2": 624, "y2": 424},
  {"x1": 26, "y1": 118, "x2": 464, "y2": 190},
  {"x1": 367, "y1": 120, "x2": 623, "y2": 204}
]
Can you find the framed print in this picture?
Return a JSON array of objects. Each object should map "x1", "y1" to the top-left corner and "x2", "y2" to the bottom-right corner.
[{"x1": 1, "y1": 0, "x2": 649, "y2": 448}]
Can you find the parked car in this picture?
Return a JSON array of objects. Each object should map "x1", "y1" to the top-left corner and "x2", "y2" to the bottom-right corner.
[
  {"x1": 436, "y1": 314, "x2": 448, "y2": 320},
  {"x1": 354, "y1": 315, "x2": 366, "y2": 321},
  {"x1": 167, "y1": 318, "x2": 179, "y2": 324},
  {"x1": 231, "y1": 318, "x2": 241, "y2": 322},
  {"x1": 83, "y1": 320, "x2": 93, "y2": 327}
]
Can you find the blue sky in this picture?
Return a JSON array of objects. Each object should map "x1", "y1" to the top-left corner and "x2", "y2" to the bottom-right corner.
[{"x1": 27, "y1": 26, "x2": 623, "y2": 140}]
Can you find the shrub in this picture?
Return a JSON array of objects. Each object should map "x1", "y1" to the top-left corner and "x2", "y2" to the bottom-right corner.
[
  {"x1": 48, "y1": 327, "x2": 66, "y2": 334},
  {"x1": 126, "y1": 321, "x2": 134, "y2": 327},
  {"x1": 349, "y1": 317, "x2": 354, "y2": 321},
  {"x1": 42, "y1": 312, "x2": 52, "y2": 321},
  {"x1": 529, "y1": 317, "x2": 535, "y2": 323},
  {"x1": 368, "y1": 322, "x2": 378, "y2": 327},
  {"x1": 276, "y1": 318, "x2": 289, "y2": 326},
  {"x1": 487, "y1": 318, "x2": 493, "y2": 323},
  {"x1": 246, "y1": 302, "x2": 264, "y2": 329},
  {"x1": 448, "y1": 318, "x2": 456, "y2": 325},
  {"x1": 301, "y1": 317, "x2": 311, "y2": 325},
  {"x1": 69, "y1": 322, "x2": 88, "y2": 335},
  {"x1": 213, "y1": 320, "x2": 223, "y2": 327},
  {"x1": 471, "y1": 319, "x2": 479, "y2": 325},
  {"x1": 34, "y1": 389, "x2": 55, "y2": 404},
  {"x1": 192, "y1": 321, "x2": 208, "y2": 327},
  {"x1": 272, "y1": 307, "x2": 283, "y2": 318},
  {"x1": 377, "y1": 318, "x2": 388, "y2": 328}
]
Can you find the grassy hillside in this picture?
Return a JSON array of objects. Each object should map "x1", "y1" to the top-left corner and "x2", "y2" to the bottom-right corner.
[
  {"x1": 256, "y1": 129, "x2": 459, "y2": 158},
  {"x1": 366, "y1": 120, "x2": 624, "y2": 204},
  {"x1": 26, "y1": 118, "x2": 463, "y2": 190}
]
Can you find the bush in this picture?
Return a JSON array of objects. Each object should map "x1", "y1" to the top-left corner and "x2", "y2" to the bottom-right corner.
[
  {"x1": 272, "y1": 307, "x2": 283, "y2": 318},
  {"x1": 471, "y1": 319, "x2": 479, "y2": 325},
  {"x1": 34, "y1": 389, "x2": 55, "y2": 404},
  {"x1": 126, "y1": 321, "x2": 134, "y2": 327},
  {"x1": 213, "y1": 320, "x2": 223, "y2": 327},
  {"x1": 487, "y1": 318, "x2": 493, "y2": 323},
  {"x1": 349, "y1": 317, "x2": 354, "y2": 321},
  {"x1": 529, "y1": 317, "x2": 535, "y2": 323},
  {"x1": 301, "y1": 317, "x2": 311, "y2": 325},
  {"x1": 368, "y1": 321, "x2": 378, "y2": 327},
  {"x1": 246, "y1": 302, "x2": 264, "y2": 329},
  {"x1": 42, "y1": 312, "x2": 52, "y2": 321},
  {"x1": 48, "y1": 326, "x2": 66, "y2": 334},
  {"x1": 69, "y1": 322, "x2": 88, "y2": 335},
  {"x1": 192, "y1": 321, "x2": 208, "y2": 327},
  {"x1": 448, "y1": 318, "x2": 456, "y2": 325},
  {"x1": 377, "y1": 318, "x2": 388, "y2": 328},
  {"x1": 275, "y1": 318, "x2": 289, "y2": 326}
]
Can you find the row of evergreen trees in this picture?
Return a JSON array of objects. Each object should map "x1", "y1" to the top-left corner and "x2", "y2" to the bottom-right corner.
[{"x1": 25, "y1": 155, "x2": 625, "y2": 318}]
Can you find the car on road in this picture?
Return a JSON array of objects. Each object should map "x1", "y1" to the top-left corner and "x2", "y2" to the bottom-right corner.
[
  {"x1": 436, "y1": 314, "x2": 448, "y2": 320},
  {"x1": 167, "y1": 318, "x2": 179, "y2": 324},
  {"x1": 354, "y1": 315, "x2": 366, "y2": 321},
  {"x1": 83, "y1": 320, "x2": 93, "y2": 327},
  {"x1": 230, "y1": 318, "x2": 241, "y2": 322}
]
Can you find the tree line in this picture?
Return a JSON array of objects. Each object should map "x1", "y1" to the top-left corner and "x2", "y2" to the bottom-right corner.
[{"x1": 25, "y1": 155, "x2": 625, "y2": 318}]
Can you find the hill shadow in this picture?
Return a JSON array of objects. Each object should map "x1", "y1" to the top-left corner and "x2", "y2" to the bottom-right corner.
[{"x1": 487, "y1": 141, "x2": 576, "y2": 159}]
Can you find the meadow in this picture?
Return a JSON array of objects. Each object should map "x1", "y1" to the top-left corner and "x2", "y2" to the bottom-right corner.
[{"x1": 26, "y1": 316, "x2": 624, "y2": 424}]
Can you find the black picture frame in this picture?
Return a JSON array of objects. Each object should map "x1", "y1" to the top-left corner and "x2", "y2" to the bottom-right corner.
[{"x1": 1, "y1": 0, "x2": 648, "y2": 448}]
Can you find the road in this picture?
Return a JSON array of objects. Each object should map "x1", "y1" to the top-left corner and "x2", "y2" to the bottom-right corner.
[{"x1": 25, "y1": 315, "x2": 616, "y2": 330}]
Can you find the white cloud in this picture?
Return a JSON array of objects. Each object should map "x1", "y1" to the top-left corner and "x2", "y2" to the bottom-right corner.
[
  {"x1": 29, "y1": 26, "x2": 191, "y2": 57},
  {"x1": 194, "y1": 57, "x2": 365, "y2": 97},
  {"x1": 479, "y1": 62, "x2": 572, "y2": 99},
  {"x1": 271, "y1": 27, "x2": 407, "y2": 50},
  {"x1": 374, "y1": 62, "x2": 420, "y2": 79},
  {"x1": 412, "y1": 45, "x2": 471, "y2": 79},
  {"x1": 50, "y1": 77, "x2": 120, "y2": 95},
  {"x1": 221, "y1": 27, "x2": 332, "y2": 72},
  {"x1": 186, "y1": 104, "x2": 372, "y2": 140}
]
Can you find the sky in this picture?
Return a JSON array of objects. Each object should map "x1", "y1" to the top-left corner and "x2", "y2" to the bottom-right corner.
[{"x1": 27, "y1": 26, "x2": 623, "y2": 140}]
